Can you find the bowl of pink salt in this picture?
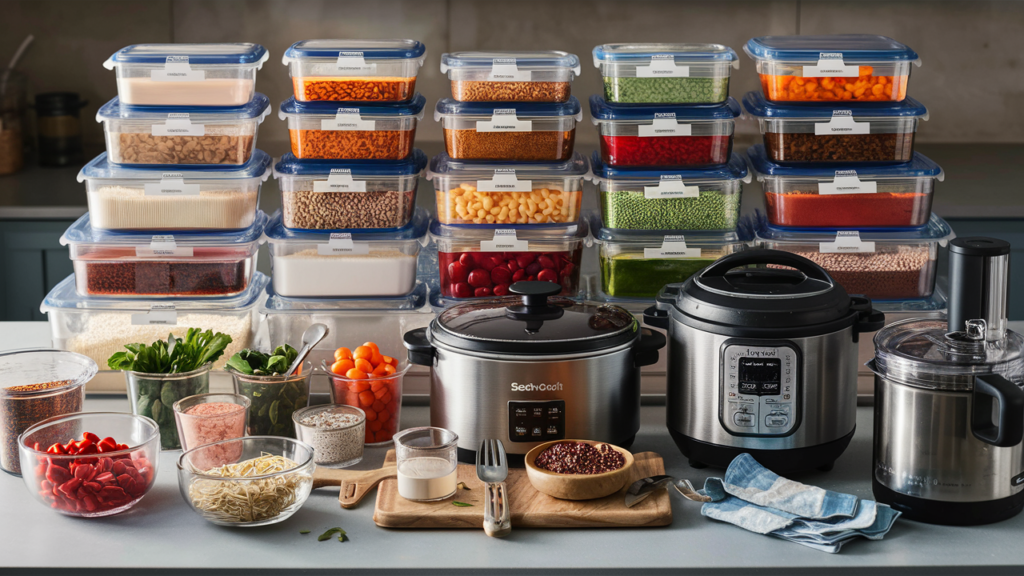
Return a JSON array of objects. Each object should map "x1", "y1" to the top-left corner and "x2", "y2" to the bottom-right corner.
[{"x1": 173, "y1": 393, "x2": 250, "y2": 461}]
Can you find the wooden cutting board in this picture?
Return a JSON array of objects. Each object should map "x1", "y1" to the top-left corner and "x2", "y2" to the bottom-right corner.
[{"x1": 373, "y1": 450, "x2": 672, "y2": 529}]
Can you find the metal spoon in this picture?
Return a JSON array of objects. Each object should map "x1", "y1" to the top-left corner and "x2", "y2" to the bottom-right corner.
[{"x1": 287, "y1": 323, "x2": 329, "y2": 376}]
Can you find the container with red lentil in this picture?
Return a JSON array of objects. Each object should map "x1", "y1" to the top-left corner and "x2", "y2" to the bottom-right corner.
[
  {"x1": 282, "y1": 39, "x2": 426, "y2": 103},
  {"x1": 278, "y1": 94, "x2": 425, "y2": 161},
  {"x1": 434, "y1": 97, "x2": 582, "y2": 162},
  {"x1": 441, "y1": 51, "x2": 581, "y2": 103},
  {"x1": 743, "y1": 91, "x2": 928, "y2": 164},
  {"x1": 589, "y1": 95, "x2": 738, "y2": 168},
  {"x1": 60, "y1": 211, "x2": 265, "y2": 298},
  {"x1": 752, "y1": 212, "x2": 954, "y2": 301},
  {"x1": 748, "y1": 144, "x2": 943, "y2": 229}
]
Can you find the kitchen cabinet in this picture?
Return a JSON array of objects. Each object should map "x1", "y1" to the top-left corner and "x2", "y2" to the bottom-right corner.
[{"x1": 0, "y1": 220, "x2": 75, "y2": 321}]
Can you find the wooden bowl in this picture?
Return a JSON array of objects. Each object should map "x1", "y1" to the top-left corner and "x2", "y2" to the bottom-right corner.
[{"x1": 524, "y1": 440, "x2": 635, "y2": 501}]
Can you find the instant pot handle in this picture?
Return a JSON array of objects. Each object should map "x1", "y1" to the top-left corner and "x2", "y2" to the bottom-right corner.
[
  {"x1": 505, "y1": 281, "x2": 564, "y2": 321},
  {"x1": 972, "y1": 374, "x2": 1024, "y2": 447},
  {"x1": 633, "y1": 328, "x2": 666, "y2": 368},
  {"x1": 849, "y1": 296, "x2": 886, "y2": 342},
  {"x1": 642, "y1": 305, "x2": 669, "y2": 330},
  {"x1": 403, "y1": 328, "x2": 435, "y2": 367},
  {"x1": 699, "y1": 249, "x2": 833, "y2": 284}
]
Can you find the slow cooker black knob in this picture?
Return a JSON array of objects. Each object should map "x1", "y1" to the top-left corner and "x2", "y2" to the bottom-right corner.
[{"x1": 506, "y1": 281, "x2": 564, "y2": 321}]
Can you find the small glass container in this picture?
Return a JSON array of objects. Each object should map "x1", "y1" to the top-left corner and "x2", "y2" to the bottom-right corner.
[
  {"x1": 325, "y1": 361, "x2": 409, "y2": 446},
  {"x1": 125, "y1": 363, "x2": 212, "y2": 450},
  {"x1": 172, "y1": 393, "x2": 250, "y2": 453},
  {"x1": 293, "y1": 404, "x2": 365, "y2": 468},
  {"x1": 393, "y1": 427, "x2": 458, "y2": 502},
  {"x1": 229, "y1": 363, "x2": 313, "y2": 439}
]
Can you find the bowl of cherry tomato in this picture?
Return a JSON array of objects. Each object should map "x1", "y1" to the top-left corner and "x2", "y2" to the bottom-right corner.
[{"x1": 323, "y1": 342, "x2": 408, "y2": 446}]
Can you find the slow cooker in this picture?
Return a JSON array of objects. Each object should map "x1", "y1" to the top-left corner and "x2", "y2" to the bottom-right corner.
[
  {"x1": 404, "y1": 281, "x2": 665, "y2": 465},
  {"x1": 644, "y1": 249, "x2": 884, "y2": 473}
]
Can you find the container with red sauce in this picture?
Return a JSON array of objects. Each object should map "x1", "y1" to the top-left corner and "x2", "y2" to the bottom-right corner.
[
  {"x1": 747, "y1": 144, "x2": 942, "y2": 229},
  {"x1": 589, "y1": 95, "x2": 739, "y2": 168},
  {"x1": 60, "y1": 211, "x2": 265, "y2": 298}
]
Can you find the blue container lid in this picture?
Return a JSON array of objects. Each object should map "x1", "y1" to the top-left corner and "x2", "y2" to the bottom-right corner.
[
  {"x1": 104, "y1": 43, "x2": 268, "y2": 66},
  {"x1": 747, "y1": 145, "x2": 943, "y2": 180},
  {"x1": 742, "y1": 91, "x2": 928, "y2": 120},
  {"x1": 593, "y1": 43, "x2": 739, "y2": 66},
  {"x1": 429, "y1": 217, "x2": 589, "y2": 241},
  {"x1": 750, "y1": 211, "x2": 954, "y2": 242},
  {"x1": 264, "y1": 207, "x2": 430, "y2": 242},
  {"x1": 441, "y1": 51, "x2": 581, "y2": 74},
  {"x1": 42, "y1": 273, "x2": 269, "y2": 312},
  {"x1": 278, "y1": 93, "x2": 426, "y2": 117},
  {"x1": 263, "y1": 281, "x2": 428, "y2": 312},
  {"x1": 744, "y1": 35, "x2": 920, "y2": 63},
  {"x1": 78, "y1": 150, "x2": 273, "y2": 181},
  {"x1": 428, "y1": 152, "x2": 589, "y2": 179},
  {"x1": 283, "y1": 39, "x2": 426, "y2": 62},
  {"x1": 273, "y1": 149, "x2": 427, "y2": 177},
  {"x1": 96, "y1": 94, "x2": 271, "y2": 122},
  {"x1": 434, "y1": 97, "x2": 582, "y2": 118},
  {"x1": 61, "y1": 211, "x2": 267, "y2": 247},
  {"x1": 590, "y1": 151, "x2": 749, "y2": 182},
  {"x1": 589, "y1": 95, "x2": 740, "y2": 122}
]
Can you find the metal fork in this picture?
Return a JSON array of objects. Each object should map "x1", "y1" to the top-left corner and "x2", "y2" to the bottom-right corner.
[{"x1": 475, "y1": 439, "x2": 512, "y2": 538}]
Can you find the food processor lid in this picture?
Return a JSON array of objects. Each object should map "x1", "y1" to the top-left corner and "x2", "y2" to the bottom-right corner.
[{"x1": 432, "y1": 281, "x2": 638, "y2": 355}]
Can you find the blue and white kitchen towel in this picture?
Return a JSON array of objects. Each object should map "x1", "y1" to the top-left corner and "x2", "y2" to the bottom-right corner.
[{"x1": 700, "y1": 453, "x2": 900, "y2": 553}]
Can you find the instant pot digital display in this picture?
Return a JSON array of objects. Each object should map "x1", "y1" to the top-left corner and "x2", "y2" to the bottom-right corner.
[{"x1": 738, "y1": 358, "x2": 781, "y2": 396}]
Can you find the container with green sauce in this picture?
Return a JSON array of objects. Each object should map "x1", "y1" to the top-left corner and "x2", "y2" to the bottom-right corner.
[{"x1": 593, "y1": 43, "x2": 739, "y2": 104}]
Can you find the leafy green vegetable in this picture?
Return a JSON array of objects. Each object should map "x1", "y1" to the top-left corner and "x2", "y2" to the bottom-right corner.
[
  {"x1": 107, "y1": 328, "x2": 233, "y2": 374},
  {"x1": 226, "y1": 344, "x2": 298, "y2": 376},
  {"x1": 317, "y1": 527, "x2": 347, "y2": 542}
]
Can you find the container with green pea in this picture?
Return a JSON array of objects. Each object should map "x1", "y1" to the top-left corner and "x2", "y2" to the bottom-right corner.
[
  {"x1": 592, "y1": 43, "x2": 739, "y2": 104},
  {"x1": 588, "y1": 151, "x2": 749, "y2": 232}
]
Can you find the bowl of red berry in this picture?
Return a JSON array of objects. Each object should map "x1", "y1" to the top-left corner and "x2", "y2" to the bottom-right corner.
[{"x1": 19, "y1": 412, "x2": 160, "y2": 517}]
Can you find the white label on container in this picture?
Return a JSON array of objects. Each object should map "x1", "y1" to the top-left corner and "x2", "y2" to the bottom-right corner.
[
  {"x1": 151, "y1": 56, "x2": 206, "y2": 82},
  {"x1": 136, "y1": 235, "x2": 194, "y2": 258},
  {"x1": 476, "y1": 169, "x2": 532, "y2": 192},
  {"x1": 488, "y1": 58, "x2": 531, "y2": 82},
  {"x1": 131, "y1": 304, "x2": 178, "y2": 326},
  {"x1": 820, "y1": 230, "x2": 876, "y2": 253},
  {"x1": 144, "y1": 174, "x2": 201, "y2": 197},
  {"x1": 313, "y1": 169, "x2": 368, "y2": 193},
  {"x1": 476, "y1": 109, "x2": 532, "y2": 132},
  {"x1": 480, "y1": 229, "x2": 529, "y2": 252},
  {"x1": 321, "y1": 109, "x2": 376, "y2": 131},
  {"x1": 814, "y1": 110, "x2": 870, "y2": 135},
  {"x1": 336, "y1": 51, "x2": 376, "y2": 73},
  {"x1": 152, "y1": 114, "x2": 205, "y2": 136},
  {"x1": 644, "y1": 175, "x2": 700, "y2": 199},
  {"x1": 638, "y1": 113, "x2": 692, "y2": 137},
  {"x1": 318, "y1": 233, "x2": 370, "y2": 255},
  {"x1": 803, "y1": 53, "x2": 859, "y2": 78},
  {"x1": 644, "y1": 236, "x2": 702, "y2": 259},
  {"x1": 819, "y1": 170, "x2": 878, "y2": 195},
  {"x1": 636, "y1": 55, "x2": 689, "y2": 78}
]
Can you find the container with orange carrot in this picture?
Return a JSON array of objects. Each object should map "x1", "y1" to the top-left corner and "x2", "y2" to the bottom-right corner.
[{"x1": 324, "y1": 342, "x2": 409, "y2": 445}]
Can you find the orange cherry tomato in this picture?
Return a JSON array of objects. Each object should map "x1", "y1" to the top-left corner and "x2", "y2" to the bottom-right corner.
[
  {"x1": 369, "y1": 421, "x2": 383, "y2": 432},
  {"x1": 362, "y1": 342, "x2": 380, "y2": 355},
  {"x1": 359, "y1": 391, "x2": 376, "y2": 406},
  {"x1": 372, "y1": 363, "x2": 389, "y2": 376},
  {"x1": 331, "y1": 359, "x2": 355, "y2": 375},
  {"x1": 364, "y1": 409, "x2": 377, "y2": 421},
  {"x1": 372, "y1": 400, "x2": 385, "y2": 412},
  {"x1": 378, "y1": 409, "x2": 391, "y2": 423},
  {"x1": 354, "y1": 358, "x2": 374, "y2": 373},
  {"x1": 370, "y1": 381, "x2": 386, "y2": 392},
  {"x1": 334, "y1": 347, "x2": 353, "y2": 361},
  {"x1": 380, "y1": 392, "x2": 392, "y2": 405},
  {"x1": 383, "y1": 364, "x2": 397, "y2": 375},
  {"x1": 382, "y1": 355, "x2": 397, "y2": 366},
  {"x1": 353, "y1": 346, "x2": 373, "y2": 361},
  {"x1": 350, "y1": 381, "x2": 371, "y2": 393},
  {"x1": 345, "y1": 368, "x2": 368, "y2": 380},
  {"x1": 370, "y1": 352, "x2": 384, "y2": 367}
]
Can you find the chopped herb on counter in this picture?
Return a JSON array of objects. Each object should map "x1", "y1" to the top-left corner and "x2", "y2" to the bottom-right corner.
[
  {"x1": 457, "y1": 482, "x2": 471, "y2": 491},
  {"x1": 318, "y1": 527, "x2": 348, "y2": 542},
  {"x1": 300, "y1": 530, "x2": 311, "y2": 534},
  {"x1": 453, "y1": 501, "x2": 473, "y2": 507}
]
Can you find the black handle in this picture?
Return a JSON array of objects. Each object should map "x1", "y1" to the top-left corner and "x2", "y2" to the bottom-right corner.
[
  {"x1": 633, "y1": 328, "x2": 666, "y2": 368},
  {"x1": 505, "y1": 281, "x2": 563, "y2": 321},
  {"x1": 643, "y1": 305, "x2": 669, "y2": 330},
  {"x1": 972, "y1": 374, "x2": 1024, "y2": 447},
  {"x1": 403, "y1": 327, "x2": 435, "y2": 367},
  {"x1": 849, "y1": 296, "x2": 885, "y2": 342},
  {"x1": 699, "y1": 249, "x2": 833, "y2": 285}
]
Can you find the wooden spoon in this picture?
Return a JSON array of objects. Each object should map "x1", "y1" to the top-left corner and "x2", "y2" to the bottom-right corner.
[{"x1": 312, "y1": 465, "x2": 397, "y2": 509}]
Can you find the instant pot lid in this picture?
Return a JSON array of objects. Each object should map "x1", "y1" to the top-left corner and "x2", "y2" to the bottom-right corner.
[{"x1": 432, "y1": 281, "x2": 638, "y2": 355}]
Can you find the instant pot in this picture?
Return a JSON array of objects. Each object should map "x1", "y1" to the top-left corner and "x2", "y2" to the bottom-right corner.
[
  {"x1": 644, "y1": 250, "x2": 884, "y2": 473},
  {"x1": 404, "y1": 281, "x2": 665, "y2": 465}
]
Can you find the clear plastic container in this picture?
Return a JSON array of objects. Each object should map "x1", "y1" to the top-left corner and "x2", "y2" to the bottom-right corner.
[
  {"x1": 589, "y1": 95, "x2": 739, "y2": 168},
  {"x1": 273, "y1": 150, "x2": 426, "y2": 230},
  {"x1": 743, "y1": 35, "x2": 920, "y2": 103},
  {"x1": 125, "y1": 364, "x2": 211, "y2": 450},
  {"x1": 747, "y1": 144, "x2": 943, "y2": 229},
  {"x1": 751, "y1": 213, "x2": 954, "y2": 301},
  {"x1": 60, "y1": 211, "x2": 265, "y2": 298},
  {"x1": 230, "y1": 367, "x2": 312, "y2": 439},
  {"x1": 173, "y1": 393, "x2": 249, "y2": 453},
  {"x1": 325, "y1": 360, "x2": 410, "y2": 445},
  {"x1": 282, "y1": 39, "x2": 426, "y2": 102},
  {"x1": 39, "y1": 273, "x2": 268, "y2": 371},
  {"x1": 441, "y1": 51, "x2": 581, "y2": 103},
  {"x1": 743, "y1": 91, "x2": 928, "y2": 164},
  {"x1": 278, "y1": 94, "x2": 424, "y2": 160},
  {"x1": 428, "y1": 152, "x2": 588, "y2": 227},
  {"x1": 103, "y1": 43, "x2": 269, "y2": 106},
  {"x1": 264, "y1": 207, "x2": 429, "y2": 298},
  {"x1": 587, "y1": 151, "x2": 749, "y2": 231},
  {"x1": 77, "y1": 151, "x2": 271, "y2": 231},
  {"x1": 96, "y1": 94, "x2": 270, "y2": 166},
  {"x1": 430, "y1": 218, "x2": 590, "y2": 298},
  {"x1": 592, "y1": 43, "x2": 739, "y2": 104},
  {"x1": 434, "y1": 97, "x2": 582, "y2": 162},
  {"x1": 293, "y1": 404, "x2": 365, "y2": 467}
]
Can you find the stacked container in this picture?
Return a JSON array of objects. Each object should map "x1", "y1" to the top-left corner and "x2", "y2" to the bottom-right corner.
[{"x1": 742, "y1": 35, "x2": 952, "y2": 302}]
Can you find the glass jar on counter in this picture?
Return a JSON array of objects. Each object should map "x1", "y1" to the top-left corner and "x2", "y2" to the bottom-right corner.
[
  {"x1": 0, "y1": 70, "x2": 28, "y2": 175},
  {"x1": 35, "y1": 92, "x2": 86, "y2": 167}
]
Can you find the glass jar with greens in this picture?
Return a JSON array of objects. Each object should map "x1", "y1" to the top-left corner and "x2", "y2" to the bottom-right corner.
[{"x1": 226, "y1": 345, "x2": 311, "y2": 438}]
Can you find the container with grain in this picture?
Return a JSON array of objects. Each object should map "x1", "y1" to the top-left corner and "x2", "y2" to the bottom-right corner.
[
  {"x1": 441, "y1": 51, "x2": 581, "y2": 103},
  {"x1": 434, "y1": 98, "x2": 581, "y2": 162},
  {"x1": 293, "y1": 405, "x2": 365, "y2": 468},
  {"x1": 593, "y1": 43, "x2": 739, "y2": 104},
  {"x1": 282, "y1": 39, "x2": 426, "y2": 103}
]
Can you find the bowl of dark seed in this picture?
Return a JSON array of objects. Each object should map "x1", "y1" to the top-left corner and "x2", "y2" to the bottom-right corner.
[
  {"x1": 525, "y1": 439, "x2": 634, "y2": 501},
  {"x1": 292, "y1": 405, "x2": 365, "y2": 468}
]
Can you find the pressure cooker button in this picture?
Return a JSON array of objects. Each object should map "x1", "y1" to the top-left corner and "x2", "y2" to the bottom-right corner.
[
  {"x1": 532, "y1": 408, "x2": 544, "y2": 418},
  {"x1": 765, "y1": 413, "x2": 789, "y2": 428},
  {"x1": 546, "y1": 425, "x2": 559, "y2": 436},
  {"x1": 514, "y1": 426, "x2": 528, "y2": 438},
  {"x1": 515, "y1": 407, "x2": 528, "y2": 418},
  {"x1": 547, "y1": 406, "x2": 560, "y2": 417},
  {"x1": 733, "y1": 412, "x2": 755, "y2": 427},
  {"x1": 532, "y1": 427, "x2": 543, "y2": 437}
]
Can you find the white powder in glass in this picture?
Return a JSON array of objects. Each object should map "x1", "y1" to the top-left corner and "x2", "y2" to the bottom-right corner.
[
  {"x1": 87, "y1": 186, "x2": 257, "y2": 230},
  {"x1": 272, "y1": 248, "x2": 416, "y2": 297}
]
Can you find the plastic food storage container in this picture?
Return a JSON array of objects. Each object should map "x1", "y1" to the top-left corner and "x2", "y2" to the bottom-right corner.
[
  {"x1": 278, "y1": 94, "x2": 425, "y2": 160},
  {"x1": 743, "y1": 91, "x2": 928, "y2": 164},
  {"x1": 590, "y1": 213, "x2": 749, "y2": 300},
  {"x1": 273, "y1": 149, "x2": 426, "y2": 230},
  {"x1": 747, "y1": 144, "x2": 943, "y2": 229},
  {"x1": 325, "y1": 360, "x2": 411, "y2": 445},
  {"x1": 104, "y1": 43, "x2": 269, "y2": 106},
  {"x1": 440, "y1": 51, "x2": 581, "y2": 103},
  {"x1": 61, "y1": 211, "x2": 265, "y2": 298},
  {"x1": 282, "y1": 39, "x2": 426, "y2": 102},
  {"x1": 96, "y1": 94, "x2": 271, "y2": 166},
  {"x1": 430, "y1": 218, "x2": 589, "y2": 298},
  {"x1": 751, "y1": 212, "x2": 954, "y2": 300},
  {"x1": 592, "y1": 43, "x2": 739, "y2": 104},
  {"x1": 590, "y1": 95, "x2": 739, "y2": 168},
  {"x1": 743, "y1": 35, "x2": 920, "y2": 103},
  {"x1": 434, "y1": 97, "x2": 582, "y2": 162},
  {"x1": 428, "y1": 152, "x2": 588, "y2": 227},
  {"x1": 588, "y1": 151, "x2": 749, "y2": 231},
  {"x1": 40, "y1": 273, "x2": 268, "y2": 371},
  {"x1": 264, "y1": 207, "x2": 429, "y2": 298},
  {"x1": 77, "y1": 151, "x2": 271, "y2": 231}
]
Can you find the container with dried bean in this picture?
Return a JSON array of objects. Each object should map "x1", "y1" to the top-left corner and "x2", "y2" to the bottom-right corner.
[
  {"x1": 593, "y1": 43, "x2": 739, "y2": 104},
  {"x1": 434, "y1": 98, "x2": 581, "y2": 162},
  {"x1": 96, "y1": 94, "x2": 270, "y2": 166},
  {"x1": 441, "y1": 51, "x2": 580, "y2": 103},
  {"x1": 282, "y1": 39, "x2": 426, "y2": 102}
]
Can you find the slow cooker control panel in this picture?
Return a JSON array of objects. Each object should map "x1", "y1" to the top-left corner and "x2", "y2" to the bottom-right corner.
[
  {"x1": 508, "y1": 400, "x2": 566, "y2": 443},
  {"x1": 721, "y1": 343, "x2": 799, "y2": 436}
]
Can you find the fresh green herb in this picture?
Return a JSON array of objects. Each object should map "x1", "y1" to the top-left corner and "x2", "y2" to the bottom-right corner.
[
  {"x1": 226, "y1": 345, "x2": 299, "y2": 376},
  {"x1": 317, "y1": 527, "x2": 347, "y2": 542},
  {"x1": 107, "y1": 328, "x2": 233, "y2": 374},
  {"x1": 457, "y1": 482, "x2": 470, "y2": 491},
  {"x1": 453, "y1": 501, "x2": 473, "y2": 507},
  {"x1": 228, "y1": 343, "x2": 307, "y2": 438},
  {"x1": 300, "y1": 530, "x2": 311, "y2": 535}
]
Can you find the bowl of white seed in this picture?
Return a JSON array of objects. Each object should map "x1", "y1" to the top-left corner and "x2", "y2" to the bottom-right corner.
[{"x1": 292, "y1": 404, "x2": 366, "y2": 468}]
